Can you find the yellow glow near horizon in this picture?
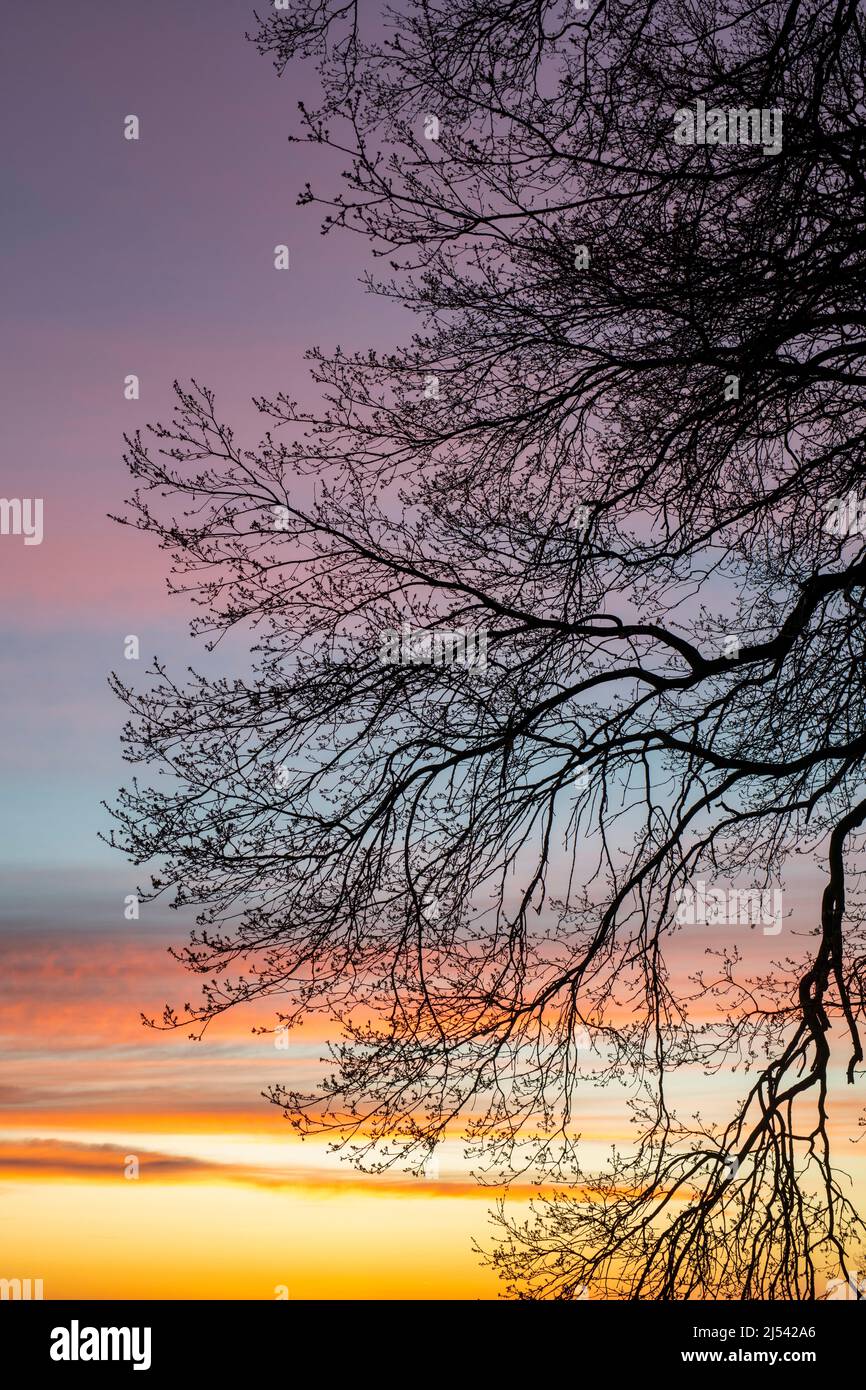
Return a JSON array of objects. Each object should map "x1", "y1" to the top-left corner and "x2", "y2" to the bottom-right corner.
[{"x1": 0, "y1": 1178, "x2": 512, "y2": 1300}]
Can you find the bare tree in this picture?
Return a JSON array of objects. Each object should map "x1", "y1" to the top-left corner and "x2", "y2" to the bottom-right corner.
[{"x1": 108, "y1": 0, "x2": 866, "y2": 1298}]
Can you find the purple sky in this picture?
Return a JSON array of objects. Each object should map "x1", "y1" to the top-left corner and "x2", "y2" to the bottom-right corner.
[{"x1": 0, "y1": 0, "x2": 401, "y2": 873}]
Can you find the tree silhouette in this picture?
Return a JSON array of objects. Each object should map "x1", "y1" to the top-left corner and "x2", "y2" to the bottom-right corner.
[{"x1": 108, "y1": 0, "x2": 866, "y2": 1298}]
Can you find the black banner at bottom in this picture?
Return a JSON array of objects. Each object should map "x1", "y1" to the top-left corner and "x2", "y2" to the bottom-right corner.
[{"x1": 1, "y1": 1297, "x2": 859, "y2": 1376}]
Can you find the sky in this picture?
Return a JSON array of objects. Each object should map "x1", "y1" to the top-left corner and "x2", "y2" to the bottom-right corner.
[
  {"x1": 1, "y1": 1, "x2": 864, "y2": 1301},
  {"x1": 0, "y1": 0, "x2": 498, "y2": 1301}
]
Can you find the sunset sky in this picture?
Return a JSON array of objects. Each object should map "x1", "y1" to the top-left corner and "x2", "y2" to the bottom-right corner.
[
  {"x1": 2, "y1": 1, "x2": 865, "y2": 1300},
  {"x1": 0, "y1": 0, "x2": 512, "y2": 1299}
]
